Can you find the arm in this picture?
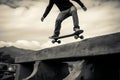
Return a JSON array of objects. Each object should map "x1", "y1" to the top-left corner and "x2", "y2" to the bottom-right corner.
[
  {"x1": 72, "y1": 0, "x2": 87, "y2": 11},
  {"x1": 41, "y1": 0, "x2": 54, "y2": 22}
]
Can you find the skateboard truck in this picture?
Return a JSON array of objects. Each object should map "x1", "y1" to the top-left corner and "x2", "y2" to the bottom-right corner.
[
  {"x1": 52, "y1": 39, "x2": 61, "y2": 44},
  {"x1": 74, "y1": 34, "x2": 84, "y2": 39}
]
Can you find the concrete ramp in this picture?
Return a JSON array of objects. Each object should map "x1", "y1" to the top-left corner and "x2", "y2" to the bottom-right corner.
[{"x1": 15, "y1": 32, "x2": 120, "y2": 63}]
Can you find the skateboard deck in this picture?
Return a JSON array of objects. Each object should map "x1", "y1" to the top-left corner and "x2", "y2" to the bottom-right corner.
[{"x1": 49, "y1": 30, "x2": 84, "y2": 44}]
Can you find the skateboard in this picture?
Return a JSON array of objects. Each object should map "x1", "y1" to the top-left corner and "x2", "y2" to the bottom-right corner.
[{"x1": 49, "y1": 30, "x2": 84, "y2": 44}]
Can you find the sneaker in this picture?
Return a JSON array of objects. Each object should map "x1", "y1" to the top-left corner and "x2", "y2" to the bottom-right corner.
[
  {"x1": 49, "y1": 34, "x2": 59, "y2": 39},
  {"x1": 73, "y1": 27, "x2": 80, "y2": 32}
]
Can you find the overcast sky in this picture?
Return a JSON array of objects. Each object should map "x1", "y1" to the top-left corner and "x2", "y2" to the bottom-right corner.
[{"x1": 0, "y1": 0, "x2": 120, "y2": 50}]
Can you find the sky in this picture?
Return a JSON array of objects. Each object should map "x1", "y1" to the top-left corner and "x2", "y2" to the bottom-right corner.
[{"x1": 0, "y1": 0, "x2": 120, "y2": 50}]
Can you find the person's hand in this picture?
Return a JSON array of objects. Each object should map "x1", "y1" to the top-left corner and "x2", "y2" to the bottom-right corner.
[
  {"x1": 82, "y1": 6, "x2": 87, "y2": 11},
  {"x1": 41, "y1": 17, "x2": 44, "y2": 22}
]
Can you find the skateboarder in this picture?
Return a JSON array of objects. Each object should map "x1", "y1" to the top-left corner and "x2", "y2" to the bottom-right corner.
[{"x1": 41, "y1": 0, "x2": 87, "y2": 38}]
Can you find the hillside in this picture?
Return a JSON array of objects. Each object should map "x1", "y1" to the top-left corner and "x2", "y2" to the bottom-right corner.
[{"x1": 0, "y1": 46, "x2": 35, "y2": 58}]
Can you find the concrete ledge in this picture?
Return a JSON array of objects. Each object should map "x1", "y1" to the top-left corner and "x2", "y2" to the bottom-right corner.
[{"x1": 15, "y1": 32, "x2": 120, "y2": 63}]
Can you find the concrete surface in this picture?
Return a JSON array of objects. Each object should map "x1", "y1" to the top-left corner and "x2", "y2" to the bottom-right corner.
[{"x1": 15, "y1": 32, "x2": 120, "y2": 63}]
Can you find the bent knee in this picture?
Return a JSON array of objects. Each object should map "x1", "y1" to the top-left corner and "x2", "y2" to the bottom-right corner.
[{"x1": 71, "y1": 6, "x2": 77, "y2": 12}]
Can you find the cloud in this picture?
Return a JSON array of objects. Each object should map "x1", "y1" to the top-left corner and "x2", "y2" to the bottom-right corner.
[
  {"x1": 0, "y1": 1, "x2": 49, "y2": 42},
  {"x1": 0, "y1": 0, "x2": 20, "y2": 8},
  {"x1": 0, "y1": 40, "x2": 41, "y2": 50},
  {"x1": 0, "y1": 40, "x2": 66, "y2": 50},
  {"x1": 0, "y1": 0, "x2": 48, "y2": 9},
  {"x1": 0, "y1": 0, "x2": 120, "y2": 48}
]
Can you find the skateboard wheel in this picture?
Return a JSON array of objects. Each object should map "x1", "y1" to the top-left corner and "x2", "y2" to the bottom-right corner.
[
  {"x1": 74, "y1": 35, "x2": 79, "y2": 39},
  {"x1": 79, "y1": 35, "x2": 84, "y2": 39},
  {"x1": 57, "y1": 40, "x2": 61, "y2": 44},
  {"x1": 52, "y1": 40, "x2": 56, "y2": 44}
]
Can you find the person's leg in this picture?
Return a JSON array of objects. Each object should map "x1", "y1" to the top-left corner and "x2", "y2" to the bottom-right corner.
[
  {"x1": 70, "y1": 6, "x2": 80, "y2": 31},
  {"x1": 52, "y1": 10, "x2": 70, "y2": 37}
]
